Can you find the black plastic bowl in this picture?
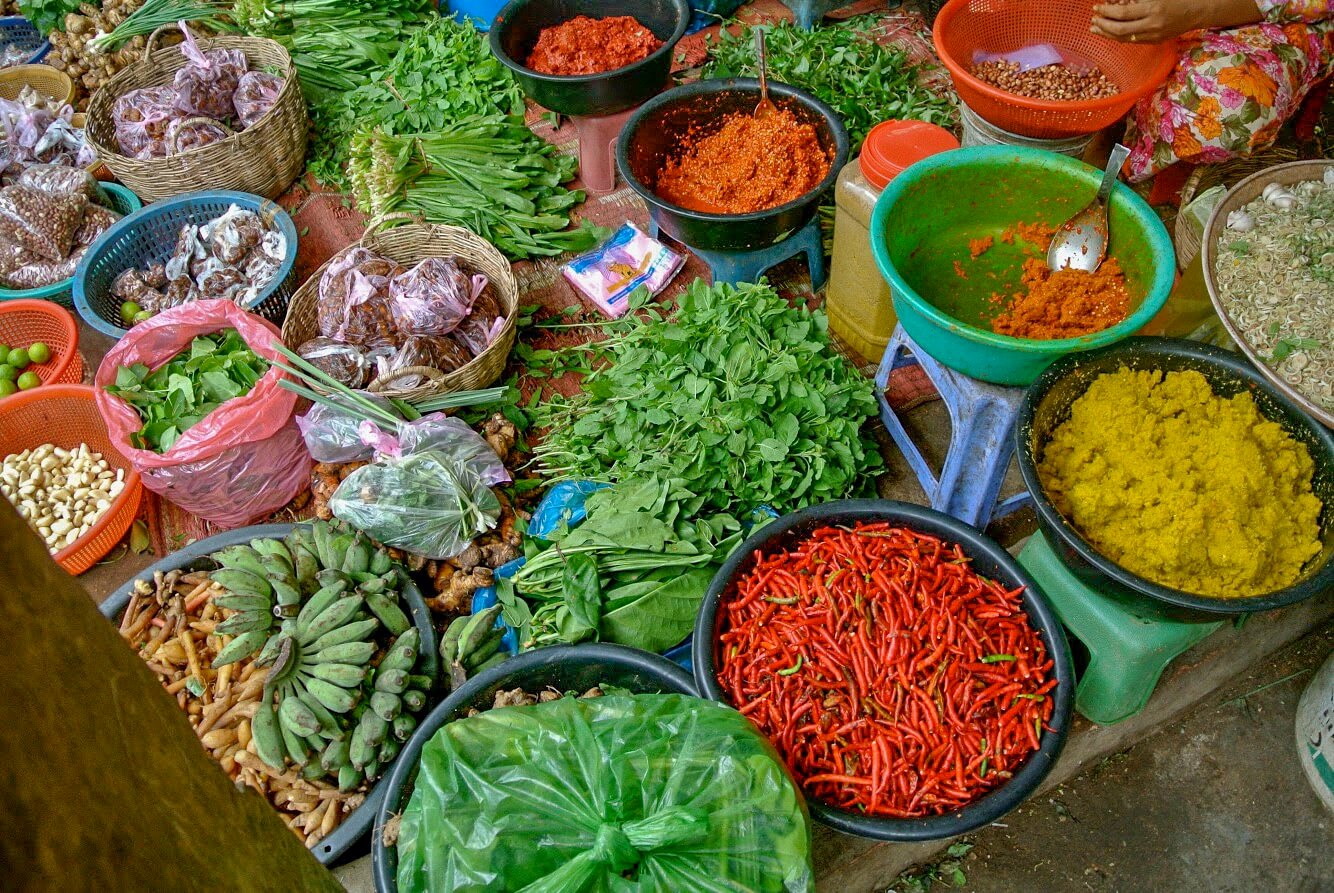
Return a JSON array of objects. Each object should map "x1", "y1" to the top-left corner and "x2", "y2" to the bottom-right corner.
[
  {"x1": 489, "y1": 0, "x2": 690, "y2": 117},
  {"x1": 372, "y1": 643, "x2": 696, "y2": 893},
  {"x1": 100, "y1": 523, "x2": 440, "y2": 866},
  {"x1": 617, "y1": 78, "x2": 851, "y2": 252},
  {"x1": 1016, "y1": 336, "x2": 1334, "y2": 621},
  {"x1": 692, "y1": 499, "x2": 1075, "y2": 842}
]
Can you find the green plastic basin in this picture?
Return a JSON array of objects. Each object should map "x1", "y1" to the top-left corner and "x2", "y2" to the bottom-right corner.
[{"x1": 870, "y1": 146, "x2": 1175, "y2": 386}]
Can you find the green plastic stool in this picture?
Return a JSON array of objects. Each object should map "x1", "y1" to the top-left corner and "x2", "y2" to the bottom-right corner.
[{"x1": 1018, "y1": 532, "x2": 1223, "y2": 725}]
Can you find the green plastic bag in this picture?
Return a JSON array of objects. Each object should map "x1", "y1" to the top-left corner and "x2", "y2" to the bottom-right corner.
[{"x1": 395, "y1": 693, "x2": 813, "y2": 892}]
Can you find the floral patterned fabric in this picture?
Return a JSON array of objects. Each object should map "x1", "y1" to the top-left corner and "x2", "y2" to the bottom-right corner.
[{"x1": 1124, "y1": 1, "x2": 1333, "y2": 181}]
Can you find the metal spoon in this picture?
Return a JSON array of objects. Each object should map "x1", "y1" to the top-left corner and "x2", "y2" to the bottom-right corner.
[
  {"x1": 1047, "y1": 143, "x2": 1131, "y2": 273},
  {"x1": 753, "y1": 28, "x2": 778, "y2": 119}
]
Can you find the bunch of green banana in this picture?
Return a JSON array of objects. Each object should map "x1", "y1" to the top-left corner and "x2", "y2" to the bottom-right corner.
[
  {"x1": 441, "y1": 604, "x2": 508, "y2": 691},
  {"x1": 206, "y1": 520, "x2": 433, "y2": 790}
]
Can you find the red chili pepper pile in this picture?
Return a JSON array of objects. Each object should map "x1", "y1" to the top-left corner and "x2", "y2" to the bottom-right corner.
[{"x1": 717, "y1": 522, "x2": 1056, "y2": 818}]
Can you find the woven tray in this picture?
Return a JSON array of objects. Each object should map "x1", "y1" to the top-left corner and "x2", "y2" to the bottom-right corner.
[
  {"x1": 1174, "y1": 145, "x2": 1300, "y2": 269},
  {"x1": 84, "y1": 27, "x2": 307, "y2": 202},
  {"x1": 281, "y1": 219, "x2": 519, "y2": 402}
]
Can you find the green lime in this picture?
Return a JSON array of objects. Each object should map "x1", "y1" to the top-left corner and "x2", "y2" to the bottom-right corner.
[
  {"x1": 0, "y1": 364, "x2": 15, "y2": 382},
  {"x1": 27, "y1": 342, "x2": 50, "y2": 364},
  {"x1": 120, "y1": 301, "x2": 142, "y2": 323},
  {"x1": 0, "y1": 379, "x2": 15, "y2": 397},
  {"x1": 15, "y1": 371, "x2": 39, "y2": 391},
  {"x1": 0, "y1": 344, "x2": 8, "y2": 359},
  {"x1": 6, "y1": 348, "x2": 29, "y2": 370},
  {"x1": 132, "y1": 310, "x2": 153, "y2": 323}
]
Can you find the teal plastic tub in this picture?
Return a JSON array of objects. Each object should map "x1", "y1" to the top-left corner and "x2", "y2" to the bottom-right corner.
[
  {"x1": 0, "y1": 182, "x2": 143, "y2": 307},
  {"x1": 870, "y1": 146, "x2": 1174, "y2": 386}
]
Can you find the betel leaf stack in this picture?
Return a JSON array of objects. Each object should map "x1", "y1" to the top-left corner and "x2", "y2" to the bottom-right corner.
[{"x1": 209, "y1": 521, "x2": 432, "y2": 790}]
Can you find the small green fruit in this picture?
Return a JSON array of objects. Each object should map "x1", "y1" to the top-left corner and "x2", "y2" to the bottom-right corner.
[
  {"x1": 0, "y1": 364, "x2": 15, "y2": 382},
  {"x1": 27, "y1": 342, "x2": 50, "y2": 364},
  {"x1": 132, "y1": 310, "x2": 152, "y2": 323},
  {"x1": 120, "y1": 301, "x2": 141, "y2": 323},
  {"x1": 6, "y1": 348, "x2": 29, "y2": 370},
  {"x1": 0, "y1": 380, "x2": 16, "y2": 397},
  {"x1": 16, "y1": 371, "x2": 40, "y2": 390}
]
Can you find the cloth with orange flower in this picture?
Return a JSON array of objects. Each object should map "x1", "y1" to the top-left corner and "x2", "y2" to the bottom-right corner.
[{"x1": 1093, "y1": 0, "x2": 1332, "y2": 181}]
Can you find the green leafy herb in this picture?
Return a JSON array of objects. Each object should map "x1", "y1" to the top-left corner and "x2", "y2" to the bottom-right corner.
[
  {"x1": 104, "y1": 329, "x2": 270, "y2": 453},
  {"x1": 87, "y1": 0, "x2": 232, "y2": 53},
  {"x1": 703, "y1": 17, "x2": 957, "y2": 152},
  {"x1": 531, "y1": 279, "x2": 883, "y2": 517},
  {"x1": 307, "y1": 16, "x2": 524, "y2": 187},
  {"x1": 348, "y1": 118, "x2": 605, "y2": 260},
  {"x1": 18, "y1": 0, "x2": 82, "y2": 35}
]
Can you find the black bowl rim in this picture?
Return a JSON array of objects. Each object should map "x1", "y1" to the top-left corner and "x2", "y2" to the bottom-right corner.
[
  {"x1": 616, "y1": 77, "x2": 852, "y2": 224},
  {"x1": 1015, "y1": 335, "x2": 1334, "y2": 614},
  {"x1": 691, "y1": 499, "x2": 1075, "y2": 842},
  {"x1": 99, "y1": 522, "x2": 439, "y2": 866},
  {"x1": 371, "y1": 643, "x2": 698, "y2": 893},
  {"x1": 488, "y1": 0, "x2": 691, "y2": 84}
]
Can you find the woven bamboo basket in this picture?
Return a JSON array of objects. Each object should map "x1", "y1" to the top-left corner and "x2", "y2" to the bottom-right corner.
[
  {"x1": 0, "y1": 64, "x2": 74, "y2": 105},
  {"x1": 281, "y1": 219, "x2": 519, "y2": 402},
  {"x1": 84, "y1": 27, "x2": 307, "y2": 202},
  {"x1": 1173, "y1": 145, "x2": 1300, "y2": 269}
]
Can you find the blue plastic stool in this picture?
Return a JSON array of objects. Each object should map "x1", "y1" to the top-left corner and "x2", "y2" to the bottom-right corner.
[
  {"x1": 875, "y1": 325, "x2": 1031, "y2": 529},
  {"x1": 778, "y1": 0, "x2": 848, "y2": 29},
  {"x1": 648, "y1": 214, "x2": 827, "y2": 290},
  {"x1": 1018, "y1": 531, "x2": 1223, "y2": 725}
]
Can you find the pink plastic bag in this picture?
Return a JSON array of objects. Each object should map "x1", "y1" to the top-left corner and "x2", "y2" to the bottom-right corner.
[
  {"x1": 112, "y1": 85, "x2": 180, "y2": 159},
  {"x1": 388, "y1": 256, "x2": 486, "y2": 337},
  {"x1": 233, "y1": 71, "x2": 284, "y2": 128},
  {"x1": 94, "y1": 300, "x2": 311, "y2": 526},
  {"x1": 172, "y1": 23, "x2": 247, "y2": 121}
]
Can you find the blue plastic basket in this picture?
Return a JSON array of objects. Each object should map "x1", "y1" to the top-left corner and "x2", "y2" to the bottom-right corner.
[
  {"x1": 0, "y1": 17, "x2": 50, "y2": 65},
  {"x1": 73, "y1": 189, "x2": 299, "y2": 340},
  {"x1": 0, "y1": 182, "x2": 142, "y2": 307}
]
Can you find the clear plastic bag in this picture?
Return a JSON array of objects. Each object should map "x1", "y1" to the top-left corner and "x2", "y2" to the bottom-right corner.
[
  {"x1": 73, "y1": 204, "x2": 120, "y2": 249},
  {"x1": 112, "y1": 85, "x2": 180, "y2": 160},
  {"x1": 0, "y1": 250, "x2": 79, "y2": 288},
  {"x1": 166, "y1": 116, "x2": 231, "y2": 155},
  {"x1": 394, "y1": 693, "x2": 814, "y2": 893},
  {"x1": 233, "y1": 70, "x2": 284, "y2": 129},
  {"x1": 204, "y1": 205, "x2": 264, "y2": 264},
  {"x1": 450, "y1": 286, "x2": 505, "y2": 357},
  {"x1": 297, "y1": 336, "x2": 373, "y2": 389},
  {"x1": 94, "y1": 299, "x2": 310, "y2": 526},
  {"x1": 172, "y1": 24, "x2": 247, "y2": 121},
  {"x1": 388, "y1": 256, "x2": 486, "y2": 337},
  {"x1": 317, "y1": 246, "x2": 404, "y2": 348},
  {"x1": 378, "y1": 334, "x2": 474, "y2": 387},
  {"x1": 295, "y1": 392, "x2": 397, "y2": 463},
  {"x1": 112, "y1": 268, "x2": 164, "y2": 310},
  {"x1": 329, "y1": 416, "x2": 508, "y2": 559},
  {"x1": 15, "y1": 163, "x2": 100, "y2": 200},
  {"x1": 0, "y1": 185, "x2": 87, "y2": 261}
]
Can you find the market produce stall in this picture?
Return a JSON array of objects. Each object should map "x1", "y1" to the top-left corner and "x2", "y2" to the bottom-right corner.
[{"x1": 0, "y1": 1, "x2": 1329, "y2": 889}]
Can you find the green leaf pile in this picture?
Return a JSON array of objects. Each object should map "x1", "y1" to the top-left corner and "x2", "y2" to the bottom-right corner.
[
  {"x1": 531, "y1": 279, "x2": 883, "y2": 517},
  {"x1": 704, "y1": 16, "x2": 957, "y2": 151},
  {"x1": 104, "y1": 329, "x2": 269, "y2": 453}
]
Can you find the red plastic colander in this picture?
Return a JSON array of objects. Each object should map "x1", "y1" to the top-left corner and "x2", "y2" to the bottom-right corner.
[
  {"x1": 933, "y1": 0, "x2": 1177, "y2": 139},
  {"x1": 0, "y1": 299, "x2": 83, "y2": 386},
  {"x1": 0, "y1": 384, "x2": 142, "y2": 574}
]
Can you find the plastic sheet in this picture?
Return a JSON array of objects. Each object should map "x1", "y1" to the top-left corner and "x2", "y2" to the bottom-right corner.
[
  {"x1": 94, "y1": 300, "x2": 311, "y2": 526},
  {"x1": 394, "y1": 693, "x2": 813, "y2": 893},
  {"x1": 329, "y1": 417, "x2": 508, "y2": 559},
  {"x1": 389, "y1": 256, "x2": 486, "y2": 336},
  {"x1": 112, "y1": 85, "x2": 180, "y2": 160},
  {"x1": 172, "y1": 24, "x2": 247, "y2": 121},
  {"x1": 317, "y1": 246, "x2": 404, "y2": 348},
  {"x1": 233, "y1": 70, "x2": 284, "y2": 128},
  {"x1": 0, "y1": 185, "x2": 86, "y2": 260}
]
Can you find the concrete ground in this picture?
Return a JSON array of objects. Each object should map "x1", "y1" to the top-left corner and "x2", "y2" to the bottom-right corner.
[{"x1": 887, "y1": 624, "x2": 1334, "y2": 893}]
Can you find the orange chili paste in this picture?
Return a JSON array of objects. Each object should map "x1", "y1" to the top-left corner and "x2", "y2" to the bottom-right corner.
[
  {"x1": 991, "y1": 257, "x2": 1131, "y2": 339},
  {"x1": 526, "y1": 16, "x2": 662, "y2": 76},
  {"x1": 654, "y1": 107, "x2": 832, "y2": 214}
]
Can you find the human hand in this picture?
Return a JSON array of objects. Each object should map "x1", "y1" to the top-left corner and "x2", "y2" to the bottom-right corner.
[{"x1": 1091, "y1": 0, "x2": 1262, "y2": 43}]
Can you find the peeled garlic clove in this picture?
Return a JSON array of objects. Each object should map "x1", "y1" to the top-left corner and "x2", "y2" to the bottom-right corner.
[{"x1": 1226, "y1": 209, "x2": 1254, "y2": 232}]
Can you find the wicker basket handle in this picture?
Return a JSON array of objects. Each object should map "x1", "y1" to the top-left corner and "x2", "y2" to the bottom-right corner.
[
  {"x1": 143, "y1": 25, "x2": 177, "y2": 64},
  {"x1": 368, "y1": 365, "x2": 447, "y2": 392},
  {"x1": 166, "y1": 116, "x2": 236, "y2": 154},
  {"x1": 359, "y1": 212, "x2": 426, "y2": 247}
]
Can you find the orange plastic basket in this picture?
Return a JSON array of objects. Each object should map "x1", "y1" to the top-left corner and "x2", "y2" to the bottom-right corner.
[
  {"x1": 0, "y1": 384, "x2": 142, "y2": 574},
  {"x1": 933, "y1": 0, "x2": 1177, "y2": 139},
  {"x1": 0, "y1": 299, "x2": 83, "y2": 386}
]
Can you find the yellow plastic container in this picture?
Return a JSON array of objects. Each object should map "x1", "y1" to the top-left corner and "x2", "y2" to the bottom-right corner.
[{"x1": 827, "y1": 120, "x2": 958, "y2": 361}]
